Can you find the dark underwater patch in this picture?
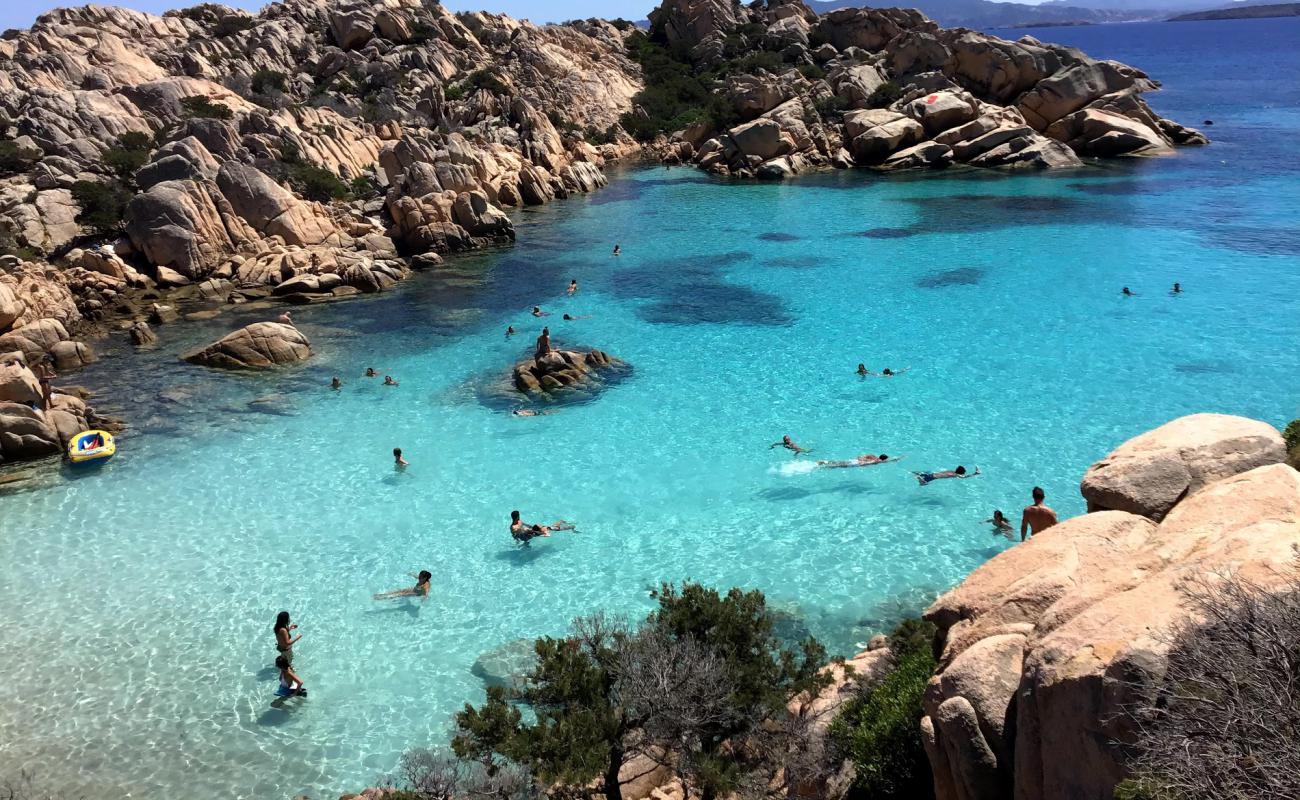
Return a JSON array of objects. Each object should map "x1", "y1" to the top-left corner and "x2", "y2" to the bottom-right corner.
[
  {"x1": 916, "y1": 267, "x2": 984, "y2": 288},
  {"x1": 762, "y1": 255, "x2": 818, "y2": 269},
  {"x1": 897, "y1": 193, "x2": 1130, "y2": 235},
  {"x1": 1174, "y1": 360, "x2": 1237, "y2": 375},
  {"x1": 638, "y1": 283, "x2": 792, "y2": 326},
  {"x1": 758, "y1": 232, "x2": 801, "y2": 242},
  {"x1": 1203, "y1": 226, "x2": 1300, "y2": 257},
  {"x1": 855, "y1": 228, "x2": 915, "y2": 239}
]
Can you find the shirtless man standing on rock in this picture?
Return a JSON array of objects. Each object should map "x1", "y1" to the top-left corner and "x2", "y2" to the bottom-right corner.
[{"x1": 1020, "y1": 486, "x2": 1058, "y2": 541}]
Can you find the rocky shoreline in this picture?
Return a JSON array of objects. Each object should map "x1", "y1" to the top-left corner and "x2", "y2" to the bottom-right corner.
[{"x1": 0, "y1": 0, "x2": 1206, "y2": 466}]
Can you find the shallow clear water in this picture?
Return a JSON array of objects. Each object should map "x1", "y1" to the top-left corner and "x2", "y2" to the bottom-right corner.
[{"x1": 2, "y1": 18, "x2": 1299, "y2": 800}]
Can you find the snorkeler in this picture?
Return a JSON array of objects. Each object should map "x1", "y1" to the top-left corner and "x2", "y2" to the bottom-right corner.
[
  {"x1": 393, "y1": 447, "x2": 408, "y2": 467},
  {"x1": 913, "y1": 466, "x2": 981, "y2": 485},
  {"x1": 510, "y1": 510, "x2": 577, "y2": 544},
  {"x1": 815, "y1": 454, "x2": 899, "y2": 469},
  {"x1": 374, "y1": 570, "x2": 432, "y2": 600},
  {"x1": 769, "y1": 435, "x2": 811, "y2": 456},
  {"x1": 567, "y1": 280, "x2": 578, "y2": 295},
  {"x1": 275, "y1": 656, "x2": 307, "y2": 698}
]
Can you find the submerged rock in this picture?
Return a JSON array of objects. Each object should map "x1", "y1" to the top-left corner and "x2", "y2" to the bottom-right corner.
[{"x1": 183, "y1": 322, "x2": 311, "y2": 370}]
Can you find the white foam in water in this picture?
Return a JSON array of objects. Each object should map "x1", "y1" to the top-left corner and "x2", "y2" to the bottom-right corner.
[{"x1": 770, "y1": 460, "x2": 821, "y2": 476}]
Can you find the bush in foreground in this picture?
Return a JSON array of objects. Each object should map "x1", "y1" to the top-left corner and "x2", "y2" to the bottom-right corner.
[
  {"x1": 828, "y1": 618, "x2": 937, "y2": 800},
  {"x1": 1120, "y1": 571, "x2": 1300, "y2": 799}
]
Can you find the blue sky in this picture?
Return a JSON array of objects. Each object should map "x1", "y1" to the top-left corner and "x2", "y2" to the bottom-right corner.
[{"x1": 1, "y1": 0, "x2": 662, "y2": 31}]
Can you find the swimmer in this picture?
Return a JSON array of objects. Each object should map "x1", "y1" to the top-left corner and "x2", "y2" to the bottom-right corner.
[
  {"x1": 512, "y1": 408, "x2": 555, "y2": 417},
  {"x1": 913, "y1": 465, "x2": 980, "y2": 485},
  {"x1": 613, "y1": 244, "x2": 621, "y2": 256},
  {"x1": 275, "y1": 655, "x2": 307, "y2": 698},
  {"x1": 1171, "y1": 282, "x2": 1182, "y2": 295},
  {"x1": 331, "y1": 376, "x2": 342, "y2": 390},
  {"x1": 816, "y1": 453, "x2": 898, "y2": 469},
  {"x1": 374, "y1": 570, "x2": 432, "y2": 600},
  {"x1": 506, "y1": 326, "x2": 516, "y2": 337},
  {"x1": 567, "y1": 280, "x2": 578, "y2": 295},
  {"x1": 563, "y1": 313, "x2": 592, "y2": 321},
  {"x1": 510, "y1": 510, "x2": 577, "y2": 545},
  {"x1": 1122, "y1": 286, "x2": 1135, "y2": 297},
  {"x1": 864, "y1": 367, "x2": 911, "y2": 377},
  {"x1": 365, "y1": 367, "x2": 377, "y2": 377},
  {"x1": 393, "y1": 447, "x2": 408, "y2": 467},
  {"x1": 532, "y1": 306, "x2": 551, "y2": 317},
  {"x1": 985, "y1": 510, "x2": 1014, "y2": 538},
  {"x1": 856, "y1": 363, "x2": 868, "y2": 376},
  {"x1": 769, "y1": 435, "x2": 811, "y2": 456},
  {"x1": 383, "y1": 375, "x2": 398, "y2": 386},
  {"x1": 278, "y1": 311, "x2": 293, "y2": 325}
]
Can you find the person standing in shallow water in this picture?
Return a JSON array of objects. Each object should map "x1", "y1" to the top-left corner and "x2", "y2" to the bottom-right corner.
[
  {"x1": 1020, "y1": 486, "x2": 1058, "y2": 541},
  {"x1": 567, "y1": 280, "x2": 578, "y2": 295},
  {"x1": 393, "y1": 448, "x2": 408, "y2": 468},
  {"x1": 274, "y1": 611, "x2": 300, "y2": 664}
]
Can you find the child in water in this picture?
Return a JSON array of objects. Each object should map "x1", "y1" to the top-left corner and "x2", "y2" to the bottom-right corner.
[{"x1": 275, "y1": 656, "x2": 307, "y2": 697}]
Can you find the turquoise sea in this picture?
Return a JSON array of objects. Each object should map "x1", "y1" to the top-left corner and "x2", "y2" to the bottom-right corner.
[{"x1": 2, "y1": 17, "x2": 1298, "y2": 800}]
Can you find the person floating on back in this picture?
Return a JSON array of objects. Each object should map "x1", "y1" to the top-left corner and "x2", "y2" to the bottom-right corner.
[
  {"x1": 1020, "y1": 486, "x2": 1058, "y2": 541},
  {"x1": 510, "y1": 510, "x2": 576, "y2": 545},
  {"x1": 770, "y1": 435, "x2": 811, "y2": 456},
  {"x1": 374, "y1": 570, "x2": 432, "y2": 600},
  {"x1": 275, "y1": 656, "x2": 307, "y2": 698},
  {"x1": 816, "y1": 453, "x2": 899, "y2": 469},
  {"x1": 913, "y1": 465, "x2": 980, "y2": 485},
  {"x1": 393, "y1": 448, "x2": 408, "y2": 468}
]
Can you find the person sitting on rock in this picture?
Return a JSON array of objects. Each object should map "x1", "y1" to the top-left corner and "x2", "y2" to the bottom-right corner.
[
  {"x1": 365, "y1": 368, "x2": 377, "y2": 377},
  {"x1": 567, "y1": 280, "x2": 578, "y2": 295},
  {"x1": 374, "y1": 570, "x2": 431, "y2": 600},
  {"x1": 393, "y1": 447, "x2": 408, "y2": 468},
  {"x1": 278, "y1": 311, "x2": 293, "y2": 325},
  {"x1": 331, "y1": 377, "x2": 342, "y2": 390},
  {"x1": 985, "y1": 510, "x2": 1014, "y2": 538},
  {"x1": 816, "y1": 453, "x2": 897, "y2": 469},
  {"x1": 770, "y1": 435, "x2": 811, "y2": 457},
  {"x1": 383, "y1": 375, "x2": 398, "y2": 386},
  {"x1": 534, "y1": 327, "x2": 552, "y2": 359},
  {"x1": 531, "y1": 306, "x2": 550, "y2": 317},
  {"x1": 913, "y1": 465, "x2": 980, "y2": 485},
  {"x1": 510, "y1": 510, "x2": 576, "y2": 545}
]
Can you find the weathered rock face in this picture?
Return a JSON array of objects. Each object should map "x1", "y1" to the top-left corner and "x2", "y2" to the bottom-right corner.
[
  {"x1": 183, "y1": 322, "x2": 311, "y2": 369},
  {"x1": 512, "y1": 348, "x2": 623, "y2": 396},
  {"x1": 921, "y1": 414, "x2": 1298, "y2": 800},
  {"x1": 1080, "y1": 413, "x2": 1285, "y2": 521},
  {"x1": 650, "y1": 0, "x2": 1202, "y2": 178}
]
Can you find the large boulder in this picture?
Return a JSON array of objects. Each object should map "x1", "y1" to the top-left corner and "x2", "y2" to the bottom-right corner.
[
  {"x1": 216, "y1": 162, "x2": 342, "y2": 248},
  {"x1": 0, "y1": 283, "x2": 22, "y2": 331},
  {"x1": 728, "y1": 118, "x2": 791, "y2": 161},
  {"x1": 903, "y1": 91, "x2": 980, "y2": 136},
  {"x1": 1080, "y1": 413, "x2": 1285, "y2": 521},
  {"x1": 1017, "y1": 61, "x2": 1151, "y2": 131},
  {"x1": 183, "y1": 322, "x2": 311, "y2": 369},
  {"x1": 1045, "y1": 108, "x2": 1171, "y2": 157},
  {"x1": 843, "y1": 109, "x2": 924, "y2": 164},
  {"x1": 923, "y1": 414, "x2": 1299, "y2": 800},
  {"x1": 0, "y1": 402, "x2": 61, "y2": 461},
  {"x1": 0, "y1": 356, "x2": 42, "y2": 405}
]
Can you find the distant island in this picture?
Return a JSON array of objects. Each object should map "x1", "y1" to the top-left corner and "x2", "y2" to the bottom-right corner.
[
  {"x1": 1004, "y1": 20, "x2": 1097, "y2": 28},
  {"x1": 1169, "y1": 2, "x2": 1300, "y2": 19}
]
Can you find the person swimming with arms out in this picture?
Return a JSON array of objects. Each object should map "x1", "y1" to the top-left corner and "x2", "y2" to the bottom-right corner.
[
  {"x1": 913, "y1": 465, "x2": 980, "y2": 485},
  {"x1": 510, "y1": 510, "x2": 577, "y2": 545},
  {"x1": 374, "y1": 570, "x2": 432, "y2": 600},
  {"x1": 816, "y1": 453, "x2": 901, "y2": 469},
  {"x1": 275, "y1": 655, "x2": 307, "y2": 698},
  {"x1": 864, "y1": 367, "x2": 911, "y2": 377},
  {"x1": 770, "y1": 435, "x2": 812, "y2": 457},
  {"x1": 563, "y1": 313, "x2": 593, "y2": 321},
  {"x1": 393, "y1": 447, "x2": 408, "y2": 468}
]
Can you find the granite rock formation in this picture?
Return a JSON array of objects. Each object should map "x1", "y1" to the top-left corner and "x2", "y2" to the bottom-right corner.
[
  {"x1": 183, "y1": 321, "x2": 311, "y2": 369},
  {"x1": 647, "y1": 0, "x2": 1206, "y2": 177},
  {"x1": 920, "y1": 414, "x2": 1294, "y2": 800},
  {"x1": 512, "y1": 347, "x2": 623, "y2": 396}
]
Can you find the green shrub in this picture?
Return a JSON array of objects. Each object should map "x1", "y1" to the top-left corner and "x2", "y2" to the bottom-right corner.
[
  {"x1": 443, "y1": 83, "x2": 466, "y2": 101},
  {"x1": 584, "y1": 126, "x2": 618, "y2": 146},
  {"x1": 867, "y1": 81, "x2": 904, "y2": 109},
  {"x1": 71, "y1": 180, "x2": 132, "y2": 235},
  {"x1": 829, "y1": 618, "x2": 937, "y2": 800},
  {"x1": 730, "y1": 50, "x2": 785, "y2": 76},
  {"x1": 101, "y1": 132, "x2": 152, "y2": 182},
  {"x1": 465, "y1": 69, "x2": 508, "y2": 95},
  {"x1": 1283, "y1": 419, "x2": 1300, "y2": 453},
  {"x1": 798, "y1": 63, "x2": 827, "y2": 81},
  {"x1": 287, "y1": 162, "x2": 350, "y2": 203},
  {"x1": 814, "y1": 94, "x2": 848, "y2": 119},
  {"x1": 349, "y1": 175, "x2": 379, "y2": 199},
  {"x1": 620, "y1": 31, "x2": 737, "y2": 142},
  {"x1": 251, "y1": 69, "x2": 287, "y2": 95},
  {"x1": 180, "y1": 95, "x2": 234, "y2": 120}
]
